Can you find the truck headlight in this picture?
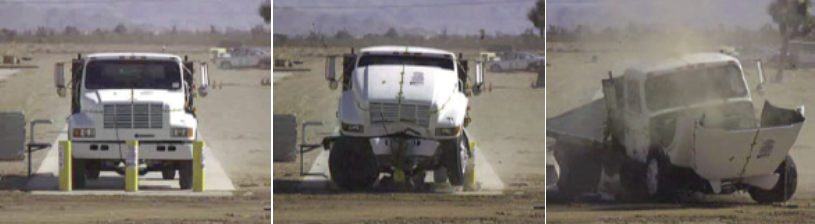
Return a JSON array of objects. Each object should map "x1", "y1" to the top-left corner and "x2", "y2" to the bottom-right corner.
[
  {"x1": 72, "y1": 128, "x2": 95, "y2": 138},
  {"x1": 435, "y1": 126, "x2": 461, "y2": 137},
  {"x1": 341, "y1": 122, "x2": 364, "y2": 133},
  {"x1": 171, "y1": 128, "x2": 193, "y2": 137}
]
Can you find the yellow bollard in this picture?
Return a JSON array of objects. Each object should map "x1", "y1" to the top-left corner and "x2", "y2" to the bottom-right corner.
[
  {"x1": 193, "y1": 141, "x2": 206, "y2": 192},
  {"x1": 464, "y1": 141, "x2": 477, "y2": 191},
  {"x1": 125, "y1": 140, "x2": 139, "y2": 192},
  {"x1": 59, "y1": 141, "x2": 72, "y2": 191}
]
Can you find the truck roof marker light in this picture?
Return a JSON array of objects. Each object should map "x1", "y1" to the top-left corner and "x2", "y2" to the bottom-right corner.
[
  {"x1": 119, "y1": 56, "x2": 126, "y2": 59},
  {"x1": 89, "y1": 57, "x2": 96, "y2": 60},
  {"x1": 393, "y1": 52, "x2": 400, "y2": 55},
  {"x1": 414, "y1": 53, "x2": 422, "y2": 56},
  {"x1": 141, "y1": 56, "x2": 147, "y2": 60},
  {"x1": 443, "y1": 54, "x2": 451, "y2": 58}
]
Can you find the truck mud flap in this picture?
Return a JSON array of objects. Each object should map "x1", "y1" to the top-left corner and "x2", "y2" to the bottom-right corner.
[{"x1": 691, "y1": 101, "x2": 804, "y2": 180}]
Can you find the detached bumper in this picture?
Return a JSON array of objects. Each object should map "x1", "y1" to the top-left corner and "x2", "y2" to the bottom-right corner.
[{"x1": 70, "y1": 141, "x2": 193, "y2": 160}]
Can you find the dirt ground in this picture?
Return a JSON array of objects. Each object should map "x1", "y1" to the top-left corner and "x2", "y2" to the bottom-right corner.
[
  {"x1": 546, "y1": 41, "x2": 815, "y2": 223},
  {"x1": 0, "y1": 43, "x2": 270, "y2": 223},
  {"x1": 272, "y1": 46, "x2": 546, "y2": 223}
]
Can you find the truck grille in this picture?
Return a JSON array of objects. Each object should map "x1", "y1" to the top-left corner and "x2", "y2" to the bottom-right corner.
[
  {"x1": 369, "y1": 103, "x2": 431, "y2": 127},
  {"x1": 103, "y1": 103, "x2": 164, "y2": 129}
]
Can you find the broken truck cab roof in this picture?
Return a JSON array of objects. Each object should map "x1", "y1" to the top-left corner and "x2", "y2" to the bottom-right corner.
[
  {"x1": 359, "y1": 46, "x2": 455, "y2": 58},
  {"x1": 625, "y1": 53, "x2": 740, "y2": 77},
  {"x1": 83, "y1": 52, "x2": 182, "y2": 61}
]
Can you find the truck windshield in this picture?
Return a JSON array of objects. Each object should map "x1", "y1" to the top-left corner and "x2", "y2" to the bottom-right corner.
[
  {"x1": 357, "y1": 55, "x2": 454, "y2": 70},
  {"x1": 645, "y1": 65, "x2": 747, "y2": 111},
  {"x1": 85, "y1": 60, "x2": 182, "y2": 90}
]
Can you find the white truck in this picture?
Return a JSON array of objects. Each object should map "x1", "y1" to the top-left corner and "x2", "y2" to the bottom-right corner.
[
  {"x1": 53, "y1": 53, "x2": 210, "y2": 189},
  {"x1": 547, "y1": 53, "x2": 806, "y2": 203},
  {"x1": 322, "y1": 46, "x2": 485, "y2": 191}
]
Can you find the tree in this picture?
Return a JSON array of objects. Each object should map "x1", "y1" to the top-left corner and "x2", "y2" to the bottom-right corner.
[
  {"x1": 64, "y1": 26, "x2": 80, "y2": 36},
  {"x1": 384, "y1": 27, "x2": 399, "y2": 38},
  {"x1": 114, "y1": 23, "x2": 128, "y2": 35},
  {"x1": 334, "y1": 29, "x2": 353, "y2": 40},
  {"x1": 479, "y1": 28, "x2": 486, "y2": 40},
  {"x1": 527, "y1": 0, "x2": 545, "y2": 38},
  {"x1": 260, "y1": 3, "x2": 271, "y2": 24},
  {"x1": 768, "y1": 0, "x2": 814, "y2": 81},
  {"x1": 210, "y1": 25, "x2": 219, "y2": 35}
]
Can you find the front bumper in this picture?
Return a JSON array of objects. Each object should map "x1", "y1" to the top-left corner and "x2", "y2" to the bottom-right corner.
[
  {"x1": 71, "y1": 141, "x2": 193, "y2": 160},
  {"x1": 369, "y1": 137, "x2": 440, "y2": 157}
]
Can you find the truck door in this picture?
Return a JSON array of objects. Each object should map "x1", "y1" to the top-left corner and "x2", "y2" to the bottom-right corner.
[{"x1": 623, "y1": 78, "x2": 649, "y2": 162}]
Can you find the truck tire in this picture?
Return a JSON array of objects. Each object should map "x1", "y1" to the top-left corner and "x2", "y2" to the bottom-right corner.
[
  {"x1": 490, "y1": 65, "x2": 502, "y2": 72},
  {"x1": 442, "y1": 137, "x2": 468, "y2": 186},
  {"x1": 644, "y1": 153, "x2": 678, "y2": 202},
  {"x1": 555, "y1": 149, "x2": 602, "y2": 199},
  {"x1": 178, "y1": 161, "x2": 193, "y2": 190},
  {"x1": 162, "y1": 163, "x2": 176, "y2": 180},
  {"x1": 86, "y1": 160, "x2": 101, "y2": 180},
  {"x1": 72, "y1": 157, "x2": 86, "y2": 189},
  {"x1": 220, "y1": 62, "x2": 232, "y2": 69},
  {"x1": 328, "y1": 137, "x2": 379, "y2": 191},
  {"x1": 749, "y1": 156, "x2": 797, "y2": 204}
]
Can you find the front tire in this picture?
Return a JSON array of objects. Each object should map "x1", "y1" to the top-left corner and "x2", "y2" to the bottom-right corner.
[
  {"x1": 72, "y1": 157, "x2": 87, "y2": 189},
  {"x1": 644, "y1": 153, "x2": 678, "y2": 201},
  {"x1": 178, "y1": 161, "x2": 193, "y2": 189},
  {"x1": 328, "y1": 137, "x2": 379, "y2": 191},
  {"x1": 442, "y1": 137, "x2": 468, "y2": 186},
  {"x1": 162, "y1": 163, "x2": 177, "y2": 180},
  {"x1": 749, "y1": 156, "x2": 797, "y2": 204},
  {"x1": 86, "y1": 160, "x2": 101, "y2": 180}
]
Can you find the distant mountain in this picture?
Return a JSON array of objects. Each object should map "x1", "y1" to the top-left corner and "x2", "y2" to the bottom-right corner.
[
  {"x1": 0, "y1": 0, "x2": 268, "y2": 31},
  {"x1": 272, "y1": 0, "x2": 537, "y2": 36}
]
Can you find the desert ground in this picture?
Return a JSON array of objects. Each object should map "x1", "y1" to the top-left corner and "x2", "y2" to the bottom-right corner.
[
  {"x1": 0, "y1": 43, "x2": 270, "y2": 223},
  {"x1": 546, "y1": 41, "x2": 815, "y2": 223},
  {"x1": 272, "y1": 46, "x2": 547, "y2": 223}
]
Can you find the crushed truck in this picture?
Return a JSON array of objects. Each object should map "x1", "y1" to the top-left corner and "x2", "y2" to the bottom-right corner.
[
  {"x1": 53, "y1": 53, "x2": 210, "y2": 189},
  {"x1": 547, "y1": 53, "x2": 806, "y2": 203},
  {"x1": 321, "y1": 46, "x2": 485, "y2": 191}
]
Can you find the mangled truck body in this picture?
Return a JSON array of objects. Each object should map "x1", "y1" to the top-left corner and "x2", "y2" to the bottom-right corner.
[{"x1": 547, "y1": 53, "x2": 806, "y2": 203}]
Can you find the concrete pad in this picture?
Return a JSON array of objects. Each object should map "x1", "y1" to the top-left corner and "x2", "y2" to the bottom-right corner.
[
  {"x1": 273, "y1": 72, "x2": 292, "y2": 83},
  {"x1": 0, "y1": 69, "x2": 19, "y2": 81},
  {"x1": 300, "y1": 128, "x2": 505, "y2": 194},
  {"x1": 26, "y1": 126, "x2": 235, "y2": 196}
]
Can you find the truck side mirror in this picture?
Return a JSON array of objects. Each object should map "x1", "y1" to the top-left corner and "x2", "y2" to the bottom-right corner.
[
  {"x1": 472, "y1": 61, "x2": 485, "y2": 96},
  {"x1": 54, "y1": 63, "x2": 66, "y2": 97},
  {"x1": 199, "y1": 63, "x2": 210, "y2": 97},
  {"x1": 325, "y1": 56, "x2": 338, "y2": 90}
]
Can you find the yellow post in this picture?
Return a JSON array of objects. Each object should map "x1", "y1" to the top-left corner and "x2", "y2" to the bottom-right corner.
[
  {"x1": 125, "y1": 140, "x2": 139, "y2": 192},
  {"x1": 464, "y1": 141, "x2": 477, "y2": 191},
  {"x1": 58, "y1": 141, "x2": 72, "y2": 191},
  {"x1": 193, "y1": 141, "x2": 206, "y2": 192}
]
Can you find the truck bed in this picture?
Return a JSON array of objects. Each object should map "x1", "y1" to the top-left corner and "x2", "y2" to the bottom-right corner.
[{"x1": 546, "y1": 98, "x2": 608, "y2": 147}]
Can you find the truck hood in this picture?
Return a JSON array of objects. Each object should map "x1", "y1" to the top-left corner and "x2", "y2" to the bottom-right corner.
[
  {"x1": 82, "y1": 89, "x2": 185, "y2": 108},
  {"x1": 352, "y1": 65, "x2": 459, "y2": 107}
]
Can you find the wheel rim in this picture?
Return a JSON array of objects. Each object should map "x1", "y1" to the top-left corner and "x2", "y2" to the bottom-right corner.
[
  {"x1": 646, "y1": 159, "x2": 659, "y2": 196},
  {"x1": 459, "y1": 140, "x2": 469, "y2": 174}
]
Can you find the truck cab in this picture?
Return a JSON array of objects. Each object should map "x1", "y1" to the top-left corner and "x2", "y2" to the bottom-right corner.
[
  {"x1": 606, "y1": 53, "x2": 753, "y2": 163},
  {"x1": 323, "y1": 46, "x2": 484, "y2": 191},
  {"x1": 54, "y1": 53, "x2": 210, "y2": 189}
]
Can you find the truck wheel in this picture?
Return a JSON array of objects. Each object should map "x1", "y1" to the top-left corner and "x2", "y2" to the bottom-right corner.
[
  {"x1": 328, "y1": 137, "x2": 379, "y2": 191},
  {"x1": 490, "y1": 65, "x2": 502, "y2": 72},
  {"x1": 72, "y1": 158, "x2": 87, "y2": 189},
  {"x1": 619, "y1": 161, "x2": 647, "y2": 200},
  {"x1": 554, "y1": 147, "x2": 602, "y2": 199},
  {"x1": 162, "y1": 163, "x2": 176, "y2": 180},
  {"x1": 749, "y1": 156, "x2": 797, "y2": 204},
  {"x1": 86, "y1": 160, "x2": 101, "y2": 180},
  {"x1": 644, "y1": 153, "x2": 677, "y2": 201},
  {"x1": 178, "y1": 161, "x2": 193, "y2": 189},
  {"x1": 220, "y1": 62, "x2": 232, "y2": 69},
  {"x1": 442, "y1": 137, "x2": 468, "y2": 186}
]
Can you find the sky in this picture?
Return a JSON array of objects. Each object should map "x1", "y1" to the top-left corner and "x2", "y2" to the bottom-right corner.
[
  {"x1": 273, "y1": 0, "x2": 782, "y2": 36},
  {"x1": 0, "y1": 0, "x2": 269, "y2": 31}
]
